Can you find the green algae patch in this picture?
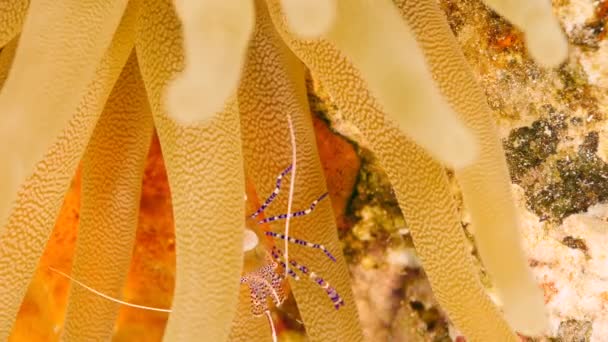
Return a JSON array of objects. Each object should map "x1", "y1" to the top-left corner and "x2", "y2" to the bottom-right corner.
[
  {"x1": 501, "y1": 115, "x2": 608, "y2": 223},
  {"x1": 504, "y1": 116, "x2": 563, "y2": 181},
  {"x1": 518, "y1": 137, "x2": 608, "y2": 222}
]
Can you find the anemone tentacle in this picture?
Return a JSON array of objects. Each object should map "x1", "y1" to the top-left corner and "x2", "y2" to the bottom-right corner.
[
  {"x1": 0, "y1": 0, "x2": 129, "y2": 224},
  {"x1": 136, "y1": 0, "x2": 246, "y2": 339},
  {"x1": 166, "y1": 0, "x2": 255, "y2": 124},
  {"x1": 236, "y1": 1, "x2": 363, "y2": 340},
  {"x1": 63, "y1": 52, "x2": 154, "y2": 341},
  {"x1": 395, "y1": 0, "x2": 547, "y2": 333},
  {"x1": 0, "y1": 3, "x2": 140, "y2": 336},
  {"x1": 479, "y1": 0, "x2": 567, "y2": 67},
  {"x1": 0, "y1": 0, "x2": 570, "y2": 339},
  {"x1": 266, "y1": 0, "x2": 520, "y2": 339},
  {"x1": 281, "y1": 0, "x2": 336, "y2": 39},
  {"x1": 325, "y1": 0, "x2": 478, "y2": 170},
  {"x1": 0, "y1": 0, "x2": 28, "y2": 48}
]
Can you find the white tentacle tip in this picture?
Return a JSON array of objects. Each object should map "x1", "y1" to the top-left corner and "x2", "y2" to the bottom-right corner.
[
  {"x1": 165, "y1": 73, "x2": 236, "y2": 124},
  {"x1": 167, "y1": 0, "x2": 255, "y2": 124},
  {"x1": 501, "y1": 286, "x2": 549, "y2": 336},
  {"x1": 445, "y1": 126, "x2": 479, "y2": 170},
  {"x1": 421, "y1": 119, "x2": 479, "y2": 170},
  {"x1": 282, "y1": 0, "x2": 337, "y2": 38},
  {"x1": 165, "y1": 76, "x2": 209, "y2": 124},
  {"x1": 526, "y1": 18, "x2": 569, "y2": 68}
]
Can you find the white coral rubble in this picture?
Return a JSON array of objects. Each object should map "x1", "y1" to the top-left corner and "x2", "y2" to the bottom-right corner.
[{"x1": 514, "y1": 184, "x2": 608, "y2": 340}]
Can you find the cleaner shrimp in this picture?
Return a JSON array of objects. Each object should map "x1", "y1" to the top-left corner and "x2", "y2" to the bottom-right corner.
[
  {"x1": 240, "y1": 163, "x2": 344, "y2": 340},
  {"x1": 51, "y1": 114, "x2": 343, "y2": 340}
]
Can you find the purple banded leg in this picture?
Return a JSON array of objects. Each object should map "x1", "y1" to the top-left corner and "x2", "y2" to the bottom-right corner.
[
  {"x1": 249, "y1": 164, "x2": 293, "y2": 219},
  {"x1": 271, "y1": 246, "x2": 345, "y2": 310},
  {"x1": 270, "y1": 246, "x2": 300, "y2": 280},
  {"x1": 265, "y1": 231, "x2": 337, "y2": 262},
  {"x1": 310, "y1": 272, "x2": 345, "y2": 310},
  {"x1": 257, "y1": 192, "x2": 329, "y2": 225}
]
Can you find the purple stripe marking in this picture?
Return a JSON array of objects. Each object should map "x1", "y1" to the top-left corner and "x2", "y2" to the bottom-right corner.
[
  {"x1": 249, "y1": 164, "x2": 293, "y2": 219},
  {"x1": 257, "y1": 192, "x2": 329, "y2": 224},
  {"x1": 265, "y1": 231, "x2": 337, "y2": 262}
]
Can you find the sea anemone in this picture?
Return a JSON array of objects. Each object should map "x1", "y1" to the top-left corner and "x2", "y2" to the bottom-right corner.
[{"x1": 0, "y1": 0, "x2": 567, "y2": 341}]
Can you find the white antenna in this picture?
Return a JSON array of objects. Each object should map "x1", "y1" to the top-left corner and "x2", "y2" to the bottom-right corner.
[
  {"x1": 49, "y1": 267, "x2": 172, "y2": 313},
  {"x1": 285, "y1": 114, "x2": 297, "y2": 281},
  {"x1": 265, "y1": 310, "x2": 278, "y2": 342}
]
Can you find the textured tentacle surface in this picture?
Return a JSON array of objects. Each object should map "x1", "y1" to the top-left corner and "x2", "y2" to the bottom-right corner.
[
  {"x1": 266, "y1": 1, "x2": 517, "y2": 340},
  {"x1": 238, "y1": 1, "x2": 363, "y2": 341},
  {"x1": 395, "y1": 0, "x2": 548, "y2": 334},
  {"x1": 0, "y1": 0, "x2": 28, "y2": 48},
  {"x1": 63, "y1": 53, "x2": 154, "y2": 341},
  {"x1": 136, "y1": 0, "x2": 245, "y2": 340},
  {"x1": 375, "y1": 131, "x2": 518, "y2": 342},
  {"x1": 0, "y1": 0, "x2": 129, "y2": 226},
  {"x1": 324, "y1": 0, "x2": 478, "y2": 169},
  {"x1": 0, "y1": 3, "x2": 139, "y2": 337}
]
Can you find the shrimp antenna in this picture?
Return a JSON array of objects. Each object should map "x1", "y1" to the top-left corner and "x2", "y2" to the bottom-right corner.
[
  {"x1": 284, "y1": 114, "x2": 297, "y2": 281},
  {"x1": 265, "y1": 310, "x2": 278, "y2": 342},
  {"x1": 49, "y1": 267, "x2": 172, "y2": 313}
]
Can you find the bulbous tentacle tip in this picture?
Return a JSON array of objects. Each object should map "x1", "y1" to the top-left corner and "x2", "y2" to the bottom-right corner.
[
  {"x1": 416, "y1": 116, "x2": 479, "y2": 170},
  {"x1": 281, "y1": 0, "x2": 336, "y2": 39},
  {"x1": 443, "y1": 123, "x2": 479, "y2": 170},
  {"x1": 525, "y1": 18, "x2": 569, "y2": 68},
  {"x1": 168, "y1": 0, "x2": 255, "y2": 124},
  {"x1": 480, "y1": 0, "x2": 568, "y2": 68},
  {"x1": 165, "y1": 73, "x2": 234, "y2": 124},
  {"x1": 501, "y1": 285, "x2": 549, "y2": 336}
]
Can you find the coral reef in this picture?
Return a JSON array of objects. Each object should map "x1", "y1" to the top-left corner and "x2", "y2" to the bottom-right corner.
[
  {"x1": 517, "y1": 185, "x2": 608, "y2": 341},
  {"x1": 0, "y1": 0, "x2": 573, "y2": 341},
  {"x1": 438, "y1": 0, "x2": 608, "y2": 339}
]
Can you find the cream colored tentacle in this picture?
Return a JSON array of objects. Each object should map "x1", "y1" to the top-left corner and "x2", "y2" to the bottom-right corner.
[
  {"x1": 136, "y1": 0, "x2": 245, "y2": 340},
  {"x1": 62, "y1": 52, "x2": 154, "y2": 341},
  {"x1": 0, "y1": 1, "x2": 139, "y2": 337},
  {"x1": 0, "y1": 0, "x2": 27, "y2": 48},
  {"x1": 166, "y1": 0, "x2": 255, "y2": 124},
  {"x1": 266, "y1": 1, "x2": 518, "y2": 340},
  {"x1": 480, "y1": 0, "x2": 567, "y2": 67},
  {"x1": 238, "y1": 1, "x2": 363, "y2": 341},
  {"x1": 0, "y1": 0, "x2": 129, "y2": 225},
  {"x1": 324, "y1": 0, "x2": 478, "y2": 169},
  {"x1": 280, "y1": 0, "x2": 336, "y2": 38},
  {"x1": 395, "y1": 0, "x2": 547, "y2": 334}
]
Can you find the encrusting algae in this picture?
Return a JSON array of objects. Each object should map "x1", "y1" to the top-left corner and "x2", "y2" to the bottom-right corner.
[
  {"x1": 437, "y1": 0, "x2": 608, "y2": 338},
  {"x1": 0, "y1": 0, "x2": 569, "y2": 341}
]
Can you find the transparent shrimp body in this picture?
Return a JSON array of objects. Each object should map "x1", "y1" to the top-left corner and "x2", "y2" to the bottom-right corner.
[{"x1": 239, "y1": 164, "x2": 344, "y2": 320}]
